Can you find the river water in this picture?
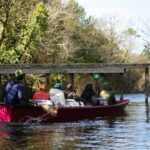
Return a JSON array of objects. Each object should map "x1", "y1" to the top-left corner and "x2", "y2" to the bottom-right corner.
[{"x1": 0, "y1": 94, "x2": 150, "y2": 150}]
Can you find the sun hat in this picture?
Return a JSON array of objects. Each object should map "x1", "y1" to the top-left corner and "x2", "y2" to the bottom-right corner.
[
  {"x1": 15, "y1": 70, "x2": 25, "y2": 80},
  {"x1": 15, "y1": 70, "x2": 24, "y2": 77}
]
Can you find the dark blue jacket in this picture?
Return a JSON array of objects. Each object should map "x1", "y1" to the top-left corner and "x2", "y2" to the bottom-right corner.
[{"x1": 4, "y1": 80, "x2": 27, "y2": 105}]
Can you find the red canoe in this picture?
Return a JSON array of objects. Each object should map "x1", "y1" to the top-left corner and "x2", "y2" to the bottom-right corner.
[{"x1": 0, "y1": 100, "x2": 129, "y2": 123}]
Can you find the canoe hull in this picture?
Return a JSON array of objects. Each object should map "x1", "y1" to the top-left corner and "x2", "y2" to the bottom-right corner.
[{"x1": 0, "y1": 100, "x2": 129, "y2": 123}]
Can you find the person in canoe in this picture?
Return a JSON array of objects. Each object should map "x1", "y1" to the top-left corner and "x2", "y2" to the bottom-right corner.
[
  {"x1": 32, "y1": 83, "x2": 51, "y2": 101},
  {"x1": 65, "y1": 83, "x2": 77, "y2": 100},
  {"x1": 99, "y1": 82, "x2": 116, "y2": 105},
  {"x1": 49, "y1": 82, "x2": 66, "y2": 106},
  {"x1": 2, "y1": 70, "x2": 29, "y2": 105},
  {"x1": 64, "y1": 83, "x2": 84, "y2": 106},
  {"x1": 81, "y1": 83, "x2": 98, "y2": 106},
  {"x1": 32, "y1": 82, "x2": 57, "y2": 115}
]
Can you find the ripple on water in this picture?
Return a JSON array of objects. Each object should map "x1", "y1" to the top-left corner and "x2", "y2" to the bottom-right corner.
[{"x1": 0, "y1": 94, "x2": 150, "y2": 149}]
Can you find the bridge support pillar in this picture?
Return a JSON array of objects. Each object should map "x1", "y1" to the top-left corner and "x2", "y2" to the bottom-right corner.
[
  {"x1": 69, "y1": 73, "x2": 75, "y2": 88},
  {"x1": 145, "y1": 67, "x2": 149, "y2": 103}
]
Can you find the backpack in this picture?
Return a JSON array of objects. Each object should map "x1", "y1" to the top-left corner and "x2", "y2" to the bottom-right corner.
[{"x1": 4, "y1": 81, "x2": 19, "y2": 105}]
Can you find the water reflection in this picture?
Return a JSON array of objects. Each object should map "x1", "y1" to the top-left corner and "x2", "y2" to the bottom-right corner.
[
  {"x1": 0, "y1": 94, "x2": 150, "y2": 149},
  {"x1": 0, "y1": 116, "x2": 129, "y2": 150}
]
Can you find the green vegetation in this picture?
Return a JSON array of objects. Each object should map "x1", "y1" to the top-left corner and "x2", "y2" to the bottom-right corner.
[
  {"x1": 0, "y1": 0, "x2": 149, "y2": 93},
  {"x1": 0, "y1": 1, "x2": 48, "y2": 63},
  {"x1": 0, "y1": 0, "x2": 129, "y2": 64}
]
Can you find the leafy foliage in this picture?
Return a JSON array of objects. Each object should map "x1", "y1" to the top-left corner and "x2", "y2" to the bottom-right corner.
[
  {"x1": 0, "y1": 0, "x2": 148, "y2": 94},
  {"x1": 0, "y1": 0, "x2": 137, "y2": 64},
  {"x1": 0, "y1": 0, "x2": 48, "y2": 63}
]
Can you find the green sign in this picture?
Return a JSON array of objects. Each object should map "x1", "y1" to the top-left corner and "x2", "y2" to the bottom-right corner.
[{"x1": 91, "y1": 73, "x2": 101, "y2": 79}]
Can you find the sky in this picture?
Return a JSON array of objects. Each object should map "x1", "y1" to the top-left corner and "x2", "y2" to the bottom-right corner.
[{"x1": 75, "y1": 0, "x2": 150, "y2": 54}]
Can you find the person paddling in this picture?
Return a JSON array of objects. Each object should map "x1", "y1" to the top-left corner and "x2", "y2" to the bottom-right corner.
[
  {"x1": 49, "y1": 82, "x2": 66, "y2": 106},
  {"x1": 3, "y1": 70, "x2": 28, "y2": 105},
  {"x1": 99, "y1": 82, "x2": 116, "y2": 105},
  {"x1": 65, "y1": 84, "x2": 77, "y2": 100},
  {"x1": 32, "y1": 83, "x2": 51, "y2": 101},
  {"x1": 81, "y1": 83, "x2": 98, "y2": 105},
  {"x1": 32, "y1": 83, "x2": 57, "y2": 115}
]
